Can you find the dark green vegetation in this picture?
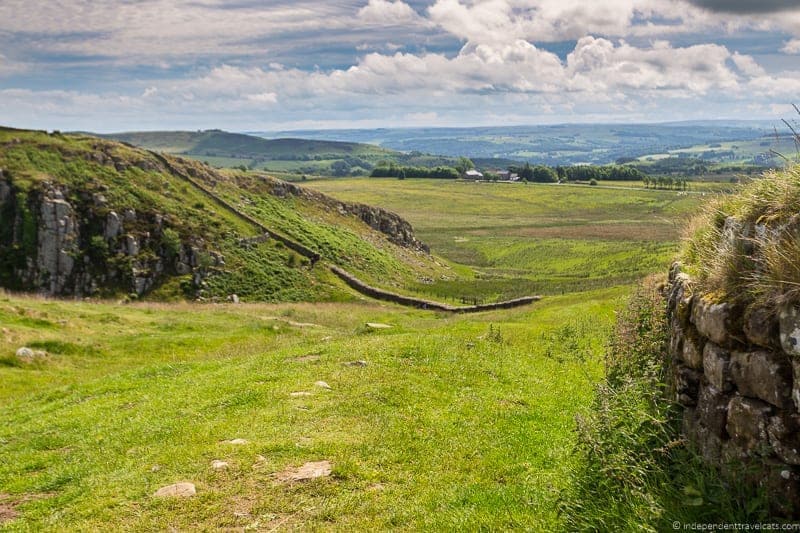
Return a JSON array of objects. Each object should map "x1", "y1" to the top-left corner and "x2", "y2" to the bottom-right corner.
[
  {"x1": 98, "y1": 129, "x2": 458, "y2": 176},
  {"x1": 261, "y1": 120, "x2": 779, "y2": 166},
  {"x1": 0, "y1": 127, "x2": 448, "y2": 301},
  {"x1": 561, "y1": 280, "x2": 769, "y2": 530},
  {"x1": 306, "y1": 178, "x2": 703, "y2": 302}
]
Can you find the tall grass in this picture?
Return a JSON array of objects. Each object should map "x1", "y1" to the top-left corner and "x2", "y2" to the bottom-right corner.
[
  {"x1": 560, "y1": 278, "x2": 769, "y2": 530},
  {"x1": 682, "y1": 165, "x2": 800, "y2": 306}
]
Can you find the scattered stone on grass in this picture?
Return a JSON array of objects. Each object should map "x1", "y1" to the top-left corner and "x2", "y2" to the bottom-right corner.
[
  {"x1": 276, "y1": 460, "x2": 332, "y2": 482},
  {"x1": 211, "y1": 460, "x2": 229, "y2": 470},
  {"x1": 314, "y1": 381, "x2": 332, "y2": 390},
  {"x1": 150, "y1": 465, "x2": 161, "y2": 472},
  {"x1": 366, "y1": 322, "x2": 392, "y2": 329},
  {"x1": 224, "y1": 438, "x2": 249, "y2": 445},
  {"x1": 290, "y1": 391, "x2": 311, "y2": 397},
  {"x1": 15, "y1": 347, "x2": 33, "y2": 359},
  {"x1": 343, "y1": 360, "x2": 368, "y2": 367},
  {"x1": 153, "y1": 482, "x2": 196, "y2": 498}
]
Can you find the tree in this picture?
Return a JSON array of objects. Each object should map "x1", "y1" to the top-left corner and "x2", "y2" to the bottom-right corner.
[
  {"x1": 519, "y1": 162, "x2": 534, "y2": 181},
  {"x1": 455, "y1": 157, "x2": 475, "y2": 174}
]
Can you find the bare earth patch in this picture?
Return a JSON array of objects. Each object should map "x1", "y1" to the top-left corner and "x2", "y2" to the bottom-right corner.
[{"x1": 0, "y1": 502, "x2": 19, "y2": 524}]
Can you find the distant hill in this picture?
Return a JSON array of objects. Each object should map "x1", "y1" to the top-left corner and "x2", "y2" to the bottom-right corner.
[
  {"x1": 97, "y1": 129, "x2": 455, "y2": 176},
  {"x1": 254, "y1": 120, "x2": 780, "y2": 167},
  {"x1": 0, "y1": 127, "x2": 448, "y2": 301}
]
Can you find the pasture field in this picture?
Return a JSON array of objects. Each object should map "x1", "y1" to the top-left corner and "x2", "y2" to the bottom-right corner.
[
  {"x1": 0, "y1": 170, "x2": 717, "y2": 530},
  {"x1": 0, "y1": 287, "x2": 620, "y2": 530},
  {"x1": 306, "y1": 178, "x2": 704, "y2": 301}
]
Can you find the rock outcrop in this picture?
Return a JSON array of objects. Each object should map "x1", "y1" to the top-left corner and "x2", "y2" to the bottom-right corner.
[
  {"x1": 0, "y1": 175, "x2": 219, "y2": 298},
  {"x1": 264, "y1": 179, "x2": 429, "y2": 253}
]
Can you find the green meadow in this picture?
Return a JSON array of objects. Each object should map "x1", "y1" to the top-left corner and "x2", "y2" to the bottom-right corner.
[
  {"x1": 0, "y1": 175, "x2": 707, "y2": 530},
  {"x1": 306, "y1": 178, "x2": 703, "y2": 300}
]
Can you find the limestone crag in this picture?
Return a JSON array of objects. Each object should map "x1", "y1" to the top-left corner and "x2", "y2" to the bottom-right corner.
[
  {"x1": 0, "y1": 175, "x2": 219, "y2": 298},
  {"x1": 667, "y1": 263, "x2": 800, "y2": 516}
]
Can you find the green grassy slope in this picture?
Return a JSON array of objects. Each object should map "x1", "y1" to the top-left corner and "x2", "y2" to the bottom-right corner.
[
  {"x1": 0, "y1": 127, "x2": 448, "y2": 301},
  {"x1": 0, "y1": 286, "x2": 620, "y2": 530}
]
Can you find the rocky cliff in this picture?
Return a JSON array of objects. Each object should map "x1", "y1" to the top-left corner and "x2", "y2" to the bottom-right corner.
[{"x1": 0, "y1": 171, "x2": 221, "y2": 298}]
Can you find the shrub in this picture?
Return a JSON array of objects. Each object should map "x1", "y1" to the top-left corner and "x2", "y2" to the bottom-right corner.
[{"x1": 161, "y1": 228, "x2": 181, "y2": 260}]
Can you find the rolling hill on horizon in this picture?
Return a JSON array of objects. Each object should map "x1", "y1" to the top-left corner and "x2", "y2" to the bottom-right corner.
[{"x1": 96, "y1": 129, "x2": 457, "y2": 176}]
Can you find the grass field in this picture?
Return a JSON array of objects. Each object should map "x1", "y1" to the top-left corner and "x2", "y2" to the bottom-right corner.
[
  {"x1": 305, "y1": 179, "x2": 703, "y2": 301},
  {"x1": 0, "y1": 286, "x2": 621, "y2": 530},
  {"x1": 0, "y1": 161, "x2": 721, "y2": 530}
]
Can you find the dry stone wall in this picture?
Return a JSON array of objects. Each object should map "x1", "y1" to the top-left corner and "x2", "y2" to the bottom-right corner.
[{"x1": 667, "y1": 262, "x2": 800, "y2": 516}]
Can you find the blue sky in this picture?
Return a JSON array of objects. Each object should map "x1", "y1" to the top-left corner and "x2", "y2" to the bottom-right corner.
[{"x1": 2, "y1": 0, "x2": 800, "y2": 132}]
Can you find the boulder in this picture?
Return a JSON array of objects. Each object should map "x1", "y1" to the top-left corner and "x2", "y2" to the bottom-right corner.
[{"x1": 730, "y1": 350, "x2": 793, "y2": 409}]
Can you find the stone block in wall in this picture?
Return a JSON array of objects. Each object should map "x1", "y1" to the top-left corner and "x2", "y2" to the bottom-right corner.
[
  {"x1": 780, "y1": 304, "x2": 800, "y2": 357},
  {"x1": 697, "y1": 384, "x2": 731, "y2": 437},
  {"x1": 726, "y1": 396, "x2": 773, "y2": 457},
  {"x1": 744, "y1": 304, "x2": 778, "y2": 349},
  {"x1": 675, "y1": 365, "x2": 702, "y2": 407},
  {"x1": 730, "y1": 350, "x2": 793, "y2": 409},
  {"x1": 768, "y1": 412, "x2": 800, "y2": 465},
  {"x1": 680, "y1": 329, "x2": 705, "y2": 370},
  {"x1": 667, "y1": 273, "x2": 693, "y2": 327},
  {"x1": 703, "y1": 342, "x2": 732, "y2": 391},
  {"x1": 669, "y1": 321, "x2": 684, "y2": 362},
  {"x1": 691, "y1": 296, "x2": 743, "y2": 347}
]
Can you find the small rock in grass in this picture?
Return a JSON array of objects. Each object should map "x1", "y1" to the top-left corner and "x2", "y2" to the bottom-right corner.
[
  {"x1": 225, "y1": 438, "x2": 249, "y2": 445},
  {"x1": 153, "y1": 482, "x2": 196, "y2": 498},
  {"x1": 290, "y1": 391, "x2": 311, "y2": 397},
  {"x1": 15, "y1": 347, "x2": 34, "y2": 359},
  {"x1": 277, "y1": 460, "x2": 332, "y2": 482},
  {"x1": 150, "y1": 465, "x2": 161, "y2": 472},
  {"x1": 211, "y1": 460, "x2": 229, "y2": 470},
  {"x1": 366, "y1": 322, "x2": 392, "y2": 329},
  {"x1": 314, "y1": 381, "x2": 332, "y2": 390},
  {"x1": 343, "y1": 360, "x2": 368, "y2": 367}
]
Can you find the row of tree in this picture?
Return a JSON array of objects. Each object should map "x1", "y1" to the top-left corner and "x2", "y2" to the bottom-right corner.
[
  {"x1": 371, "y1": 164, "x2": 461, "y2": 179},
  {"x1": 508, "y1": 162, "x2": 647, "y2": 182}
]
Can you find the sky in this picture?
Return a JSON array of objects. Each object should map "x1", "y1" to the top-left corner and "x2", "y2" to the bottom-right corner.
[{"x1": 1, "y1": 0, "x2": 800, "y2": 132}]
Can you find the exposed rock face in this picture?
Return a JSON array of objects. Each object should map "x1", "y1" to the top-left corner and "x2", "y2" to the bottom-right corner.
[
  {"x1": 0, "y1": 177, "x2": 218, "y2": 298},
  {"x1": 667, "y1": 261, "x2": 800, "y2": 516},
  {"x1": 37, "y1": 190, "x2": 79, "y2": 294},
  {"x1": 265, "y1": 178, "x2": 429, "y2": 253}
]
